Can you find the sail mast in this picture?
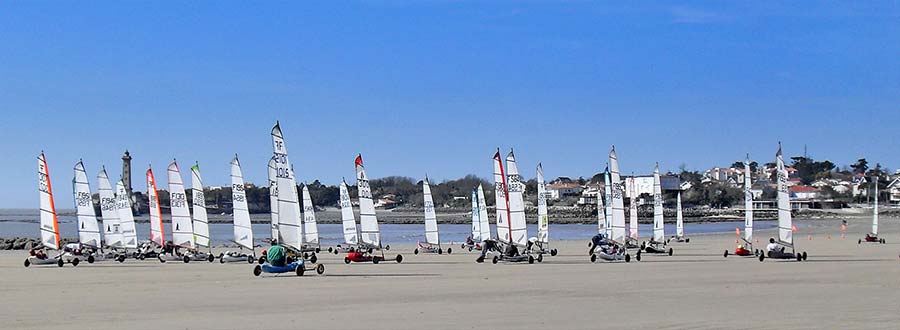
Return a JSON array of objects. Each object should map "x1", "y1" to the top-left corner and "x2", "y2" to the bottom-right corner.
[
  {"x1": 872, "y1": 177, "x2": 879, "y2": 235},
  {"x1": 603, "y1": 169, "x2": 612, "y2": 238},
  {"x1": 267, "y1": 156, "x2": 279, "y2": 242}
]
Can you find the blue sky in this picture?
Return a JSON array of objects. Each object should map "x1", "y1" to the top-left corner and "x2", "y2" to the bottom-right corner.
[{"x1": 1, "y1": 1, "x2": 898, "y2": 208}]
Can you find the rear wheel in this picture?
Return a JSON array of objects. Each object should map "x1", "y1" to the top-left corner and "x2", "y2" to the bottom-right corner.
[
  {"x1": 158, "y1": 255, "x2": 166, "y2": 263},
  {"x1": 183, "y1": 256, "x2": 190, "y2": 263},
  {"x1": 550, "y1": 249, "x2": 558, "y2": 256},
  {"x1": 802, "y1": 251, "x2": 808, "y2": 261},
  {"x1": 685, "y1": 238, "x2": 691, "y2": 243},
  {"x1": 635, "y1": 251, "x2": 642, "y2": 262},
  {"x1": 528, "y1": 255, "x2": 535, "y2": 264},
  {"x1": 668, "y1": 248, "x2": 674, "y2": 256},
  {"x1": 295, "y1": 265, "x2": 305, "y2": 276},
  {"x1": 344, "y1": 257, "x2": 351, "y2": 264},
  {"x1": 438, "y1": 248, "x2": 443, "y2": 255},
  {"x1": 207, "y1": 254, "x2": 214, "y2": 262},
  {"x1": 447, "y1": 248, "x2": 452, "y2": 255},
  {"x1": 414, "y1": 249, "x2": 419, "y2": 255},
  {"x1": 247, "y1": 256, "x2": 254, "y2": 264},
  {"x1": 87, "y1": 255, "x2": 95, "y2": 263},
  {"x1": 758, "y1": 254, "x2": 765, "y2": 262},
  {"x1": 316, "y1": 263, "x2": 325, "y2": 275},
  {"x1": 57, "y1": 259, "x2": 64, "y2": 267},
  {"x1": 71, "y1": 258, "x2": 80, "y2": 267},
  {"x1": 492, "y1": 256, "x2": 499, "y2": 264},
  {"x1": 625, "y1": 254, "x2": 631, "y2": 263},
  {"x1": 590, "y1": 254, "x2": 597, "y2": 263},
  {"x1": 537, "y1": 254, "x2": 543, "y2": 263},
  {"x1": 24, "y1": 259, "x2": 31, "y2": 267},
  {"x1": 859, "y1": 239, "x2": 862, "y2": 244},
  {"x1": 395, "y1": 255, "x2": 403, "y2": 263},
  {"x1": 258, "y1": 256, "x2": 266, "y2": 264},
  {"x1": 253, "y1": 265, "x2": 262, "y2": 276},
  {"x1": 117, "y1": 255, "x2": 126, "y2": 263},
  {"x1": 723, "y1": 250, "x2": 729, "y2": 258},
  {"x1": 372, "y1": 257, "x2": 380, "y2": 264},
  {"x1": 468, "y1": 246, "x2": 473, "y2": 252},
  {"x1": 309, "y1": 254, "x2": 318, "y2": 264}
]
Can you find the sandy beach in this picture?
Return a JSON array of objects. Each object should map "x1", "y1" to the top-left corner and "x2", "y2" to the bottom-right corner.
[{"x1": 2, "y1": 217, "x2": 898, "y2": 330}]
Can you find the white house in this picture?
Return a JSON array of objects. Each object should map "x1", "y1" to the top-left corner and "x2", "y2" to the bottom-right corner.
[{"x1": 546, "y1": 183, "x2": 583, "y2": 200}]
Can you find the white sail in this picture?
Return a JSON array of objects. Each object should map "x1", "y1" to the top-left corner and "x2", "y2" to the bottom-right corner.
[
  {"x1": 267, "y1": 156, "x2": 279, "y2": 242},
  {"x1": 301, "y1": 185, "x2": 319, "y2": 245},
  {"x1": 146, "y1": 167, "x2": 165, "y2": 247},
  {"x1": 38, "y1": 153, "x2": 60, "y2": 250},
  {"x1": 603, "y1": 171, "x2": 613, "y2": 238},
  {"x1": 167, "y1": 161, "x2": 195, "y2": 248},
  {"x1": 744, "y1": 159, "x2": 753, "y2": 241},
  {"x1": 477, "y1": 184, "x2": 491, "y2": 242},
  {"x1": 339, "y1": 179, "x2": 358, "y2": 245},
  {"x1": 873, "y1": 179, "x2": 879, "y2": 235},
  {"x1": 505, "y1": 150, "x2": 528, "y2": 248},
  {"x1": 115, "y1": 180, "x2": 138, "y2": 248},
  {"x1": 493, "y1": 150, "x2": 511, "y2": 244},
  {"x1": 652, "y1": 164, "x2": 664, "y2": 242},
  {"x1": 470, "y1": 188, "x2": 481, "y2": 241},
  {"x1": 98, "y1": 167, "x2": 122, "y2": 248},
  {"x1": 597, "y1": 177, "x2": 606, "y2": 235},
  {"x1": 190, "y1": 163, "x2": 211, "y2": 248},
  {"x1": 675, "y1": 191, "x2": 684, "y2": 237},
  {"x1": 73, "y1": 160, "x2": 101, "y2": 248},
  {"x1": 609, "y1": 147, "x2": 626, "y2": 243},
  {"x1": 356, "y1": 154, "x2": 381, "y2": 247},
  {"x1": 289, "y1": 166, "x2": 304, "y2": 245},
  {"x1": 423, "y1": 177, "x2": 440, "y2": 245},
  {"x1": 776, "y1": 144, "x2": 792, "y2": 245},
  {"x1": 271, "y1": 123, "x2": 302, "y2": 250},
  {"x1": 628, "y1": 176, "x2": 639, "y2": 239},
  {"x1": 231, "y1": 155, "x2": 254, "y2": 250},
  {"x1": 536, "y1": 164, "x2": 549, "y2": 244}
]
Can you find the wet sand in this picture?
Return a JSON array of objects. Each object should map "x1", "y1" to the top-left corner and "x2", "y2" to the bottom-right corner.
[{"x1": 1, "y1": 217, "x2": 898, "y2": 329}]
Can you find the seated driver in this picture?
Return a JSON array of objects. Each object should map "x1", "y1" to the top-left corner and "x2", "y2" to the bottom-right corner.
[
  {"x1": 766, "y1": 238, "x2": 784, "y2": 253},
  {"x1": 267, "y1": 240, "x2": 287, "y2": 267}
]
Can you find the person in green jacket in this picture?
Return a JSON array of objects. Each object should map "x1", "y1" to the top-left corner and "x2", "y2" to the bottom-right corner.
[{"x1": 267, "y1": 241, "x2": 286, "y2": 267}]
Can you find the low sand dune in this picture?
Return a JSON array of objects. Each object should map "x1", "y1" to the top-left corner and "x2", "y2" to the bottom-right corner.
[{"x1": 1, "y1": 217, "x2": 898, "y2": 329}]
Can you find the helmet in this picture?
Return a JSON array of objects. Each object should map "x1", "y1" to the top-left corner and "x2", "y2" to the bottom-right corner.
[{"x1": 769, "y1": 238, "x2": 775, "y2": 244}]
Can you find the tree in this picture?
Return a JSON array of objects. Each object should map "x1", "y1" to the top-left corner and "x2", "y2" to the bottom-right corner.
[
  {"x1": 851, "y1": 158, "x2": 869, "y2": 174},
  {"x1": 730, "y1": 161, "x2": 758, "y2": 173}
]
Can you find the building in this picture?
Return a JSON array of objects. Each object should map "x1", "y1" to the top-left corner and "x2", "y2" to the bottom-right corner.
[
  {"x1": 889, "y1": 178, "x2": 900, "y2": 206},
  {"x1": 545, "y1": 183, "x2": 583, "y2": 200},
  {"x1": 791, "y1": 185, "x2": 821, "y2": 200},
  {"x1": 624, "y1": 175, "x2": 682, "y2": 198}
]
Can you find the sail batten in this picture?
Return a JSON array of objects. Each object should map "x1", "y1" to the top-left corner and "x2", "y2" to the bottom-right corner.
[
  {"x1": 73, "y1": 161, "x2": 101, "y2": 248},
  {"x1": 231, "y1": 155, "x2": 254, "y2": 250}
]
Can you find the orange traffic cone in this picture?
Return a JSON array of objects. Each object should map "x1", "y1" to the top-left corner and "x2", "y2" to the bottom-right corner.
[
  {"x1": 808, "y1": 234, "x2": 812, "y2": 240},
  {"x1": 827, "y1": 233, "x2": 831, "y2": 240}
]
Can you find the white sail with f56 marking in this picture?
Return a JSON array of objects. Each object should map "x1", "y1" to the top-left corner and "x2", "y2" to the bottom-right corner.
[
  {"x1": 115, "y1": 180, "x2": 138, "y2": 249},
  {"x1": 231, "y1": 155, "x2": 254, "y2": 250},
  {"x1": 301, "y1": 185, "x2": 319, "y2": 246},
  {"x1": 339, "y1": 179, "x2": 359, "y2": 245},
  {"x1": 652, "y1": 164, "x2": 665, "y2": 243},
  {"x1": 98, "y1": 167, "x2": 122, "y2": 248},
  {"x1": 38, "y1": 152, "x2": 60, "y2": 250},
  {"x1": 356, "y1": 154, "x2": 381, "y2": 247},
  {"x1": 505, "y1": 150, "x2": 528, "y2": 248},
  {"x1": 537, "y1": 163, "x2": 549, "y2": 244},
  {"x1": 776, "y1": 144, "x2": 792, "y2": 245},
  {"x1": 271, "y1": 122, "x2": 302, "y2": 250},
  {"x1": 168, "y1": 161, "x2": 195, "y2": 248},
  {"x1": 609, "y1": 147, "x2": 626, "y2": 243},
  {"x1": 191, "y1": 163, "x2": 211, "y2": 248},
  {"x1": 73, "y1": 160, "x2": 101, "y2": 248},
  {"x1": 423, "y1": 177, "x2": 440, "y2": 245}
]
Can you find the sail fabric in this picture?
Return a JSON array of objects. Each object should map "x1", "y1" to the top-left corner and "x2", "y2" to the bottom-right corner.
[
  {"x1": 609, "y1": 148, "x2": 626, "y2": 243},
  {"x1": 493, "y1": 151, "x2": 511, "y2": 244},
  {"x1": 356, "y1": 155, "x2": 381, "y2": 247},
  {"x1": 652, "y1": 164, "x2": 665, "y2": 242},
  {"x1": 505, "y1": 151, "x2": 528, "y2": 248},
  {"x1": 423, "y1": 178, "x2": 440, "y2": 245},
  {"x1": 776, "y1": 145, "x2": 792, "y2": 245},
  {"x1": 675, "y1": 191, "x2": 684, "y2": 237},
  {"x1": 470, "y1": 189, "x2": 481, "y2": 241},
  {"x1": 873, "y1": 180, "x2": 879, "y2": 235},
  {"x1": 603, "y1": 171, "x2": 613, "y2": 238},
  {"x1": 271, "y1": 123, "x2": 302, "y2": 250},
  {"x1": 476, "y1": 184, "x2": 491, "y2": 242},
  {"x1": 744, "y1": 160, "x2": 753, "y2": 241},
  {"x1": 536, "y1": 164, "x2": 549, "y2": 244},
  {"x1": 98, "y1": 168, "x2": 122, "y2": 248},
  {"x1": 288, "y1": 166, "x2": 304, "y2": 245},
  {"x1": 146, "y1": 167, "x2": 165, "y2": 246},
  {"x1": 190, "y1": 164, "x2": 211, "y2": 248},
  {"x1": 38, "y1": 153, "x2": 60, "y2": 250},
  {"x1": 628, "y1": 177, "x2": 639, "y2": 240},
  {"x1": 231, "y1": 155, "x2": 254, "y2": 250},
  {"x1": 597, "y1": 178, "x2": 606, "y2": 235},
  {"x1": 73, "y1": 161, "x2": 101, "y2": 248},
  {"x1": 168, "y1": 161, "x2": 195, "y2": 248},
  {"x1": 267, "y1": 156, "x2": 279, "y2": 241},
  {"x1": 301, "y1": 185, "x2": 319, "y2": 245},
  {"x1": 115, "y1": 180, "x2": 138, "y2": 248},
  {"x1": 339, "y1": 180, "x2": 358, "y2": 245}
]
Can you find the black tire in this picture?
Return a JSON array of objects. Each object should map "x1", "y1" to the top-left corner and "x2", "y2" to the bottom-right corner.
[
  {"x1": 385, "y1": 245, "x2": 390, "y2": 251},
  {"x1": 219, "y1": 257, "x2": 225, "y2": 264},
  {"x1": 395, "y1": 255, "x2": 403, "y2": 263},
  {"x1": 492, "y1": 256, "x2": 499, "y2": 264},
  {"x1": 550, "y1": 249, "x2": 558, "y2": 257},
  {"x1": 344, "y1": 257, "x2": 351, "y2": 264},
  {"x1": 758, "y1": 254, "x2": 765, "y2": 262},
  {"x1": 640, "y1": 242, "x2": 646, "y2": 250},
  {"x1": 158, "y1": 255, "x2": 166, "y2": 263},
  {"x1": 685, "y1": 238, "x2": 690, "y2": 243},
  {"x1": 724, "y1": 250, "x2": 729, "y2": 258},
  {"x1": 258, "y1": 256, "x2": 266, "y2": 264},
  {"x1": 537, "y1": 254, "x2": 543, "y2": 263},
  {"x1": 859, "y1": 239, "x2": 862, "y2": 244},
  {"x1": 183, "y1": 256, "x2": 190, "y2": 263},
  {"x1": 309, "y1": 254, "x2": 318, "y2": 264},
  {"x1": 414, "y1": 249, "x2": 419, "y2": 255},
  {"x1": 302, "y1": 252, "x2": 309, "y2": 259},
  {"x1": 316, "y1": 263, "x2": 325, "y2": 275},
  {"x1": 57, "y1": 258, "x2": 64, "y2": 267},
  {"x1": 796, "y1": 253, "x2": 802, "y2": 262},
  {"x1": 590, "y1": 254, "x2": 597, "y2": 263},
  {"x1": 372, "y1": 257, "x2": 380, "y2": 264},
  {"x1": 625, "y1": 254, "x2": 631, "y2": 263},
  {"x1": 333, "y1": 250, "x2": 339, "y2": 255},
  {"x1": 118, "y1": 255, "x2": 126, "y2": 263},
  {"x1": 24, "y1": 259, "x2": 31, "y2": 267},
  {"x1": 802, "y1": 251, "x2": 808, "y2": 261},
  {"x1": 881, "y1": 239, "x2": 886, "y2": 244},
  {"x1": 139, "y1": 254, "x2": 145, "y2": 261},
  {"x1": 447, "y1": 248, "x2": 452, "y2": 255},
  {"x1": 295, "y1": 265, "x2": 305, "y2": 276},
  {"x1": 247, "y1": 256, "x2": 254, "y2": 264},
  {"x1": 87, "y1": 255, "x2": 95, "y2": 263},
  {"x1": 253, "y1": 265, "x2": 262, "y2": 276},
  {"x1": 468, "y1": 246, "x2": 473, "y2": 252},
  {"x1": 636, "y1": 251, "x2": 642, "y2": 262},
  {"x1": 475, "y1": 256, "x2": 484, "y2": 263},
  {"x1": 528, "y1": 256, "x2": 535, "y2": 264},
  {"x1": 367, "y1": 248, "x2": 373, "y2": 254},
  {"x1": 71, "y1": 258, "x2": 80, "y2": 267},
  {"x1": 438, "y1": 248, "x2": 443, "y2": 255},
  {"x1": 668, "y1": 248, "x2": 674, "y2": 256},
  {"x1": 315, "y1": 247, "x2": 321, "y2": 253}
]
